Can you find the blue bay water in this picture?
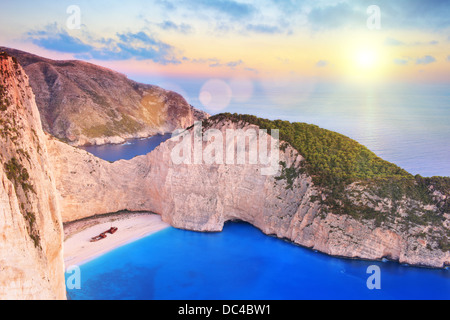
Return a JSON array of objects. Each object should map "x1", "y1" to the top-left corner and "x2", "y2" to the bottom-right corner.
[
  {"x1": 67, "y1": 222, "x2": 450, "y2": 300},
  {"x1": 79, "y1": 133, "x2": 172, "y2": 162}
]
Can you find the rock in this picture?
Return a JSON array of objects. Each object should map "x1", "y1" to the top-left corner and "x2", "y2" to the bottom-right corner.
[
  {"x1": 0, "y1": 53, "x2": 66, "y2": 299},
  {"x1": 0, "y1": 47, "x2": 209, "y2": 146}
]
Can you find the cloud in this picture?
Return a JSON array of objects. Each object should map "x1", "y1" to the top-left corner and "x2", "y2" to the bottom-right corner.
[
  {"x1": 158, "y1": 21, "x2": 193, "y2": 34},
  {"x1": 411, "y1": 40, "x2": 440, "y2": 46},
  {"x1": 386, "y1": 0, "x2": 450, "y2": 29},
  {"x1": 377, "y1": 0, "x2": 450, "y2": 30},
  {"x1": 154, "y1": 0, "x2": 176, "y2": 11},
  {"x1": 244, "y1": 67, "x2": 259, "y2": 74},
  {"x1": 384, "y1": 37, "x2": 439, "y2": 47},
  {"x1": 152, "y1": 0, "x2": 259, "y2": 35},
  {"x1": 307, "y1": 2, "x2": 363, "y2": 31},
  {"x1": 268, "y1": 0, "x2": 300, "y2": 13},
  {"x1": 189, "y1": 57, "x2": 244, "y2": 69},
  {"x1": 416, "y1": 55, "x2": 436, "y2": 65},
  {"x1": 447, "y1": 55, "x2": 450, "y2": 62},
  {"x1": 158, "y1": 0, "x2": 450, "y2": 37},
  {"x1": 394, "y1": 58, "x2": 408, "y2": 66},
  {"x1": 316, "y1": 60, "x2": 329, "y2": 67},
  {"x1": 245, "y1": 24, "x2": 283, "y2": 34},
  {"x1": 98, "y1": 31, "x2": 180, "y2": 64},
  {"x1": 186, "y1": 0, "x2": 256, "y2": 20},
  {"x1": 26, "y1": 24, "x2": 181, "y2": 65},
  {"x1": 224, "y1": 60, "x2": 243, "y2": 68},
  {"x1": 277, "y1": 57, "x2": 290, "y2": 64},
  {"x1": 305, "y1": 0, "x2": 450, "y2": 31},
  {"x1": 27, "y1": 23, "x2": 93, "y2": 53},
  {"x1": 384, "y1": 37, "x2": 404, "y2": 46}
]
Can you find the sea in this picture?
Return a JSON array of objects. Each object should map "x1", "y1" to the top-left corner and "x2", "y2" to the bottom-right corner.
[
  {"x1": 80, "y1": 133, "x2": 172, "y2": 162},
  {"x1": 67, "y1": 222, "x2": 450, "y2": 300},
  {"x1": 71, "y1": 80, "x2": 450, "y2": 300}
]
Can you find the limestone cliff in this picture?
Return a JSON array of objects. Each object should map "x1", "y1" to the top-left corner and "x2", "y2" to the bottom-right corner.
[
  {"x1": 47, "y1": 117, "x2": 449, "y2": 269},
  {"x1": 0, "y1": 53, "x2": 66, "y2": 299},
  {"x1": 0, "y1": 47, "x2": 209, "y2": 146}
]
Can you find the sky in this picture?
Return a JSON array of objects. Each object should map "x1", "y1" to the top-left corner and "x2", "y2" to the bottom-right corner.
[
  {"x1": 1, "y1": 1, "x2": 449, "y2": 176},
  {"x1": 1, "y1": 0, "x2": 449, "y2": 85}
]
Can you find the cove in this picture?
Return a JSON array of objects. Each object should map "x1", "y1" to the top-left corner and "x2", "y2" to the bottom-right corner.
[
  {"x1": 79, "y1": 133, "x2": 172, "y2": 162},
  {"x1": 66, "y1": 222, "x2": 450, "y2": 300}
]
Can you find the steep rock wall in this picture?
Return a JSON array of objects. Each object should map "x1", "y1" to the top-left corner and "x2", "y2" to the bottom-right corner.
[{"x1": 0, "y1": 54, "x2": 66, "y2": 299}]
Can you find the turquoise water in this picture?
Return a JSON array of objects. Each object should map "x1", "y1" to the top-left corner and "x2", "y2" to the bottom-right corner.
[{"x1": 67, "y1": 222, "x2": 450, "y2": 300}]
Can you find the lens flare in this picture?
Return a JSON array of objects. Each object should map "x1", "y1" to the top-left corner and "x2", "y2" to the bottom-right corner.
[{"x1": 199, "y1": 79, "x2": 232, "y2": 112}]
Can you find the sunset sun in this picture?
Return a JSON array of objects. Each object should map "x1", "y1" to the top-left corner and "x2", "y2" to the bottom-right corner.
[
  {"x1": 343, "y1": 43, "x2": 387, "y2": 81},
  {"x1": 356, "y1": 49, "x2": 378, "y2": 69}
]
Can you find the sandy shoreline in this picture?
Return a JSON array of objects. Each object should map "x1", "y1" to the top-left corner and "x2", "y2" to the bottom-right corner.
[{"x1": 63, "y1": 212, "x2": 170, "y2": 268}]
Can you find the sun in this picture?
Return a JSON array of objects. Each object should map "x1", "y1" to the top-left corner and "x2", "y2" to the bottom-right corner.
[
  {"x1": 341, "y1": 42, "x2": 387, "y2": 82},
  {"x1": 356, "y1": 49, "x2": 378, "y2": 69}
]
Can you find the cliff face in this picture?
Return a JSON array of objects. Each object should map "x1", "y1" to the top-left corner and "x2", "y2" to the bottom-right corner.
[
  {"x1": 47, "y1": 118, "x2": 450, "y2": 269},
  {"x1": 0, "y1": 47, "x2": 209, "y2": 146},
  {"x1": 0, "y1": 53, "x2": 66, "y2": 299}
]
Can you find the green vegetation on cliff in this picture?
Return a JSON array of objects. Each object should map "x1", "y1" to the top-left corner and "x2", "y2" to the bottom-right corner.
[
  {"x1": 3, "y1": 150, "x2": 41, "y2": 249},
  {"x1": 4, "y1": 157, "x2": 35, "y2": 195},
  {"x1": 0, "y1": 84, "x2": 8, "y2": 111},
  {"x1": 208, "y1": 113, "x2": 411, "y2": 184},
  {"x1": 82, "y1": 114, "x2": 145, "y2": 138}
]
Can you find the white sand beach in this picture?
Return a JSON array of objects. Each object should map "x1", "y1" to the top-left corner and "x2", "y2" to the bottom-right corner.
[{"x1": 63, "y1": 212, "x2": 170, "y2": 268}]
